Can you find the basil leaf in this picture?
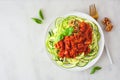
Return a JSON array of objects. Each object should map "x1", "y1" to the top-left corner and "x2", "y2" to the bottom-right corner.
[
  {"x1": 90, "y1": 66, "x2": 102, "y2": 74},
  {"x1": 56, "y1": 27, "x2": 74, "y2": 42},
  {"x1": 32, "y1": 18, "x2": 42, "y2": 24},
  {"x1": 57, "y1": 34, "x2": 64, "y2": 42},
  {"x1": 39, "y1": 9, "x2": 44, "y2": 20},
  {"x1": 49, "y1": 30, "x2": 54, "y2": 36},
  {"x1": 63, "y1": 27, "x2": 74, "y2": 36}
]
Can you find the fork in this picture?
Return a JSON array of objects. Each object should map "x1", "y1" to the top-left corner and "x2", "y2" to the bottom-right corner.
[
  {"x1": 89, "y1": 4, "x2": 113, "y2": 64},
  {"x1": 89, "y1": 4, "x2": 99, "y2": 20}
]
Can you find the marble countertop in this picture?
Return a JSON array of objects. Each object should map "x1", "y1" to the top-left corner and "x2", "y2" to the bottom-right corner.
[{"x1": 0, "y1": 0, "x2": 120, "y2": 80}]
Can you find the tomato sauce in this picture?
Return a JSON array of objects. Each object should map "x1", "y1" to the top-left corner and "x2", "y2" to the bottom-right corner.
[{"x1": 55, "y1": 22, "x2": 93, "y2": 58}]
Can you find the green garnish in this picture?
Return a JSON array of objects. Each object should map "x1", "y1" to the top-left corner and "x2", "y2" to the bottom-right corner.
[
  {"x1": 39, "y1": 9, "x2": 44, "y2": 20},
  {"x1": 32, "y1": 18, "x2": 42, "y2": 24},
  {"x1": 90, "y1": 66, "x2": 102, "y2": 74},
  {"x1": 57, "y1": 34, "x2": 64, "y2": 41},
  {"x1": 49, "y1": 30, "x2": 54, "y2": 36},
  {"x1": 32, "y1": 9, "x2": 44, "y2": 24},
  {"x1": 56, "y1": 27, "x2": 74, "y2": 42},
  {"x1": 63, "y1": 27, "x2": 74, "y2": 36}
]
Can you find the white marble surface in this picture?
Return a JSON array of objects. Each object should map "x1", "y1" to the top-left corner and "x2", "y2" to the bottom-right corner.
[{"x1": 0, "y1": 0, "x2": 120, "y2": 80}]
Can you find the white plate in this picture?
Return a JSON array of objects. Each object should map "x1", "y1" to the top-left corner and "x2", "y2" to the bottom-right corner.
[{"x1": 45, "y1": 12, "x2": 104, "y2": 71}]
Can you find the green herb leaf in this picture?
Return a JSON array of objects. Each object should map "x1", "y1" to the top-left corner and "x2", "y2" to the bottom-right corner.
[
  {"x1": 57, "y1": 34, "x2": 64, "y2": 42},
  {"x1": 49, "y1": 30, "x2": 54, "y2": 36},
  {"x1": 63, "y1": 27, "x2": 74, "y2": 36},
  {"x1": 32, "y1": 18, "x2": 42, "y2": 24},
  {"x1": 56, "y1": 27, "x2": 74, "y2": 42},
  {"x1": 90, "y1": 66, "x2": 102, "y2": 74},
  {"x1": 39, "y1": 9, "x2": 44, "y2": 20}
]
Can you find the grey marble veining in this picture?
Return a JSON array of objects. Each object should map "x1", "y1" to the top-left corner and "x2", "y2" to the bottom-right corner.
[{"x1": 0, "y1": 0, "x2": 120, "y2": 80}]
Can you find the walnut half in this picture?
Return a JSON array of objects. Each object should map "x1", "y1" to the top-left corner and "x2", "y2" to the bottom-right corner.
[{"x1": 102, "y1": 17, "x2": 113, "y2": 32}]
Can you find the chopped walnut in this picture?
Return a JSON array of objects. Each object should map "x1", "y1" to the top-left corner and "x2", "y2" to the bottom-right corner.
[
  {"x1": 102, "y1": 17, "x2": 111, "y2": 25},
  {"x1": 102, "y1": 17, "x2": 113, "y2": 32},
  {"x1": 105, "y1": 23, "x2": 113, "y2": 31},
  {"x1": 69, "y1": 20, "x2": 80, "y2": 33},
  {"x1": 69, "y1": 20, "x2": 74, "y2": 26}
]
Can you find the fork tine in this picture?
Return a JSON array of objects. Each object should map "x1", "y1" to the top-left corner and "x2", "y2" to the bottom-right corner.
[
  {"x1": 89, "y1": 5, "x2": 93, "y2": 15},
  {"x1": 92, "y1": 4, "x2": 96, "y2": 15},
  {"x1": 89, "y1": 5, "x2": 92, "y2": 15},
  {"x1": 90, "y1": 5, "x2": 93, "y2": 15},
  {"x1": 93, "y1": 4, "x2": 96, "y2": 13},
  {"x1": 92, "y1": 4, "x2": 95, "y2": 14}
]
